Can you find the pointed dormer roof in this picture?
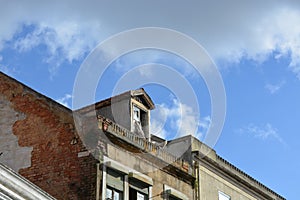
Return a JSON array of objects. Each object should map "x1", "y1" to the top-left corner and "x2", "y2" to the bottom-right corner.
[
  {"x1": 130, "y1": 88, "x2": 155, "y2": 110},
  {"x1": 76, "y1": 88, "x2": 155, "y2": 114}
]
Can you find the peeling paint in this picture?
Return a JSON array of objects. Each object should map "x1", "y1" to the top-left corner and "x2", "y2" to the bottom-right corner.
[{"x1": 0, "y1": 95, "x2": 33, "y2": 172}]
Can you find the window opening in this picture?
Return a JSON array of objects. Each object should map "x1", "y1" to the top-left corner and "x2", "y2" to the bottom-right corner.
[
  {"x1": 218, "y1": 191, "x2": 230, "y2": 200},
  {"x1": 106, "y1": 186, "x2": 123, "y2": 200},
  {"x1": 129, "y1": 178, "x2": 149, "y2": 200},
  {"x1": 106, "y1": 168, "x2": 124, "y2": 200}
]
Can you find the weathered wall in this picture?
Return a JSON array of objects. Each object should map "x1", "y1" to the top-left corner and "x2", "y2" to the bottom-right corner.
[
  {"x1": 199, "y1": 166, "x2": 257, "y2": 200},
  {"x1": 98, "y1": 98, "x2": 131, "y2": 130},
  {"x1": 107, "y1": 143, "x2": 194, "y2": 200},
  {"x1": 0, "y1": 72, "x2": 97, "y2": 200},
  {"x1": 0, "y1": 95, "x2": 32, "y2": 172}
]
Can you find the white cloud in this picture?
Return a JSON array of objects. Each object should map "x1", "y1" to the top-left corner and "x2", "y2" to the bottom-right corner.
[
  {"x1": 237, "y1": 123, "x2": 286, "y2": 145},
  {"x1": 0, "y1": 1, "x2": 103, "y2": 76},
  {"x1": 151, "y1": 98, "x2": 209, "y2": 140},
  {"x1": 13, "y1": 21, "x2": 101, "y2": 76},
  {"x1": 265, "y1": 80, "x2": 286, "y2": 94},
  {"x1": 55, "y1": 94, "x2": 72, "y2": 108},
  {"x1": 1, "y1": 1, "x2": 300, "y2": 79}
]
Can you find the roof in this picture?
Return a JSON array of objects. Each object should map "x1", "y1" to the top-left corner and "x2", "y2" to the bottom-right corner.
[
  {"x1": 76, "y1": 88, "x2": 155, "y2": 114},
  {"x1": 167, "y1": 135, "x2": 285, "y2": 200}
]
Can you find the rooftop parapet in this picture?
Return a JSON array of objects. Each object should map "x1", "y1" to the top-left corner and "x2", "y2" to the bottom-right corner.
[{"x1": 97, "y1": 115, "x2": 192, "y2": 175}]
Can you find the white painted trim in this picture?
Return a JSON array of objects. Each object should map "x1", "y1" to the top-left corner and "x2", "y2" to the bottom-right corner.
[
  {"x1": 124, "y1": 175, "x2": 129, "y2": 200},
  {"x1": 0, "y1": 164, "x2": 55, "y2": 200},
  {"x1": 101, "y1": 164, "x2": 107, "y2": 200},
  {"x1": 148, "y1": 186, "x2": 152, "y2": 200}
]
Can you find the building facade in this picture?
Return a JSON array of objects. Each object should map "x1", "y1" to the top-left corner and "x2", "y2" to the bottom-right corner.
[
  {"x1": 0, "y1": 72, "x2": 97, "y2": 199},
  {"x1": 76, "y1": 89, "x2": 195, "y2": 200},
  {"x1": 165, "y1": 136, "x2": 285, "y2": 200},
  {"x1": 0, "y1": 71, "x2": 285, "y2": 200}
]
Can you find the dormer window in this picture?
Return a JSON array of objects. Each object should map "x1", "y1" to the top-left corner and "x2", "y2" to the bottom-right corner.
[
  {"x1": 133, "y1": 106, "x2": 140, "y2": 122},
  {"x1": 131, "y1": 102, "x2": 150, "y2": 140},
  {"x1": 91, "y1": 88, "x2": 154, "y2": 140}
]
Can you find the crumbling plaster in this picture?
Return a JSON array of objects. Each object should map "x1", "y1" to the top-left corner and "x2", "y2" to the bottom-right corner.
[{"x1": 0, "y1": 95, "x2": 33, "y2": 172}]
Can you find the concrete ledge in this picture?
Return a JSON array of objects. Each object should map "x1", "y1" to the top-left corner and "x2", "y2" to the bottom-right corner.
[
  {"x1": 105, "y1": 161, "x2": 129, "y2": 174},
  {"x1": 164, "y1": 184, "x2": 188, "y2": 200},
  {"x1": 128, "y1": 172, "x2": 153, "y2": 186}
]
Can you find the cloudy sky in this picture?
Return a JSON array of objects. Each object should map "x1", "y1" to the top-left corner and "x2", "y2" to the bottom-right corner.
[{"x1": 0, "y1": 1, "x2": 299, "y2": 199}]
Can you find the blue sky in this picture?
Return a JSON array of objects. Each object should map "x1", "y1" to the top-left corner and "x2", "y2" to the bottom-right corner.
[{"x1": 0, "y1": 1, "x2": 299, "y2": 199}]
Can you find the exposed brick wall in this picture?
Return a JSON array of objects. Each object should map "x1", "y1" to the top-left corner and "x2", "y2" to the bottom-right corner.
[{"x1": 0, "y1": 72, "x2": 97, "y2": 200}]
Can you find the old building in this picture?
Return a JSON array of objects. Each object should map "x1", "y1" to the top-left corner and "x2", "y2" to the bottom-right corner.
[
  {"x1": 166, "y1": 136, "x2": 285, "y2": 200},
  {"x1": 0, "y1": 71, "x2": 285, "y2": 200},
  {"x1": 76, "y1": 89, "x2": 195, "y2": 200},
  {"x1": 0, "y1": 72, "x2": 98, "y2": 199}
]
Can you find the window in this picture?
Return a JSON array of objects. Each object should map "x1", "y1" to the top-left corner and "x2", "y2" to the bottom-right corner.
[
  {"x1": 129, "y1": 188, "x2": 148, "y2": 200},
  {"x1": 106, "y1": 168, "x2": 124, "y2": 200},
  {"x1": 218, "y1": 191, "x2": 230, "y2": 200},
  {"x1": 103, "y1": 161, "x2": 153, "y2": 200},
  {"x1": 129, "y1": 177, "x2": 149, "y2": 200},
  {"x1": 132, "y1": 104, "x2": 149, "y2": 138},
  {"x1": 133, "y1": 106, "x2": 140, "y2": 122},
  {"x1": 106, "y1": 186, "x2": 123, "y2": 200}
]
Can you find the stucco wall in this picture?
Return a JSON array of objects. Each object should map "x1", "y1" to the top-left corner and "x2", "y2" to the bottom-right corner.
[
  {"x1": 107, "y1": 143, "x2": 194, "y2": 200},
  {"x1": 0, "y1": 95, "x2": 32, "y2": 172},
  {"x1": 199, "y1": 166, "x2": 257, "y2": 200}
]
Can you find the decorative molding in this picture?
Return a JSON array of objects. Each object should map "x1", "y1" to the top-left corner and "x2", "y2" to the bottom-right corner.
[{"x1": 0, "y1": 163, "x2": 55, "y2": 200}]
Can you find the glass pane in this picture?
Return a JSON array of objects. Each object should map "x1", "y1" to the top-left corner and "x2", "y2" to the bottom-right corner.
[
  {"x1": 137, "y1": 192, "x2": 145, "y2": 200},
  {"x1": 114, "y1": 191, "x2": 119, "y2": 200},
  {"x1": 106, "y1": 188, "x2": 112, "y2": 199},
  {"x1": 134, "y1": 106, "x2": 140, "y2": 121}
]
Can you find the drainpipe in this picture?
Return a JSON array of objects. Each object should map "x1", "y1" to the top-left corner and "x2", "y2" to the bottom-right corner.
[{"x1": 192, "y1": 151, "x2": 201, "y2": 200}]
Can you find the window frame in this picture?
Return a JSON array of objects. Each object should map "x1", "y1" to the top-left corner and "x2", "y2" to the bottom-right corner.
[
  {"x1": 106, "y1": 186, "x2": 123, "y2": 200},
  {"x1": 131, "y1": 100, "x2": 150, "y2": 139},
  {"x1": 102, "y1": 160, "x2": 153, "y2": 200}
]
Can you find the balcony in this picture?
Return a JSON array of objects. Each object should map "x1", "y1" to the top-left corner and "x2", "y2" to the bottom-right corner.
[{"x1": 97, "y1": 115, "x2": 192, "y2": 174}]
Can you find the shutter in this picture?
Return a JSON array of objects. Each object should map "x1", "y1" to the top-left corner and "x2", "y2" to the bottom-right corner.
[
  {"x1": 107, "y1": 168, "x2": 124, "y2": 191},
  {"x1": 129, "y1": 179, "x2": 149, "y2": 195}
]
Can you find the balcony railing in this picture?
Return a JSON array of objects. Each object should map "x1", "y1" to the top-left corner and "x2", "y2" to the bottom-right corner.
[{"x1": 97, "y1": 115, "x2": 191, "y2": 173}]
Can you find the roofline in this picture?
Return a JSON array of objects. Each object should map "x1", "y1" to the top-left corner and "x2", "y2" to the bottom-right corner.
[
  {"x1": 131, "y1": 88, "x2": 155, "y2": 110},
  {"x1": 76, "y1": 88, "x2": 155, "y2": 114},
  {"x1": 167, "y1": 134, "x2": 285, "y2": 199},
  {"x1": 0, "y1": 72, "x2": 72, "y2": 114},
  {"x1": 195, "y1": 153, "x2": 285, "y2": 200}
]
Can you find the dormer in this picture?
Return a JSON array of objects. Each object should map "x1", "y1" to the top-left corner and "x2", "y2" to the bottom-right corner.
[
  {"x1": 130, "y1": 89, "x2": 155, "y2": 140},
  {"x1": 79, "y1": 89, "x2": 155, "y2": 140}
]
